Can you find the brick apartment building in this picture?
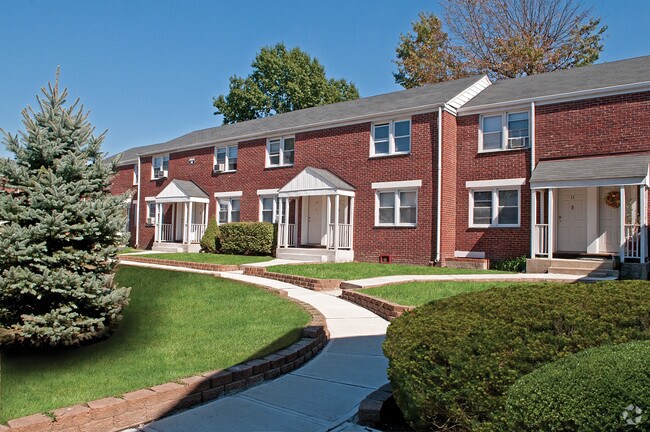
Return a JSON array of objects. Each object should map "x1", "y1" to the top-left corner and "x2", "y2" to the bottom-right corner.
[{"x1": 110, "y1": 55, "x2": 650, "y2": 277}]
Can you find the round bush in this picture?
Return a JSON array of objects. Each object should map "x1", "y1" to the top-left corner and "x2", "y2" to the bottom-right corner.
[
  {"x1": 383, "y1": 281, "x2": 650, "y2": 431},
  {"x1": 505, "y1": 341, "x2": 650, "y2": 432}
]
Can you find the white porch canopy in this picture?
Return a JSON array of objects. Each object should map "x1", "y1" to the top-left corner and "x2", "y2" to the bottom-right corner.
[
  {"x1": 154, "y1": 180, "x2": 209, "y2": 245},
  {"x1": 276, "y1": 167, "x2": 356, "y2": 254},
  {"x1": 530, "y1": 153, "x2": 650, "y2": 262}
]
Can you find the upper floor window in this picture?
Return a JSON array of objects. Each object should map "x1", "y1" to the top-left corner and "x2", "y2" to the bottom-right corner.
[
  {"x1": 133, "y1": 164, "x2": 139, "y2": 185},
  {"x1": 217, "y1": 198, "x2": 241, "y2": 225},
  {"x1": 152, "y1": 154, "x2": 169, "y2": 179},
  {"x1": 371, "y1": 119, "x2": 411, "y2": 157},
  {"x1": 214, "y1": 145, "x2": 238, "y2": 173},
  {"x1": 479, "y1": 111, "x2": 529, "y2": 152},
  {"x1": 266, "y1": 137, "x2": 294, "y2": 167}
]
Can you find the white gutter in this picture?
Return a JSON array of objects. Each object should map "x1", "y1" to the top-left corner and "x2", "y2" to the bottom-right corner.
[
  {"x1": 436, "y1": 106, "x2": 442, "y2": 263},
  {"x1": 135, "y1": 157, "x2": 141, "y2": 247},
  {"x1": 458, "y1": 80, "x2": 650, "y2": 115},
  {"x1": 529, "y1": 101, "x2": 536, "y2": 260}
]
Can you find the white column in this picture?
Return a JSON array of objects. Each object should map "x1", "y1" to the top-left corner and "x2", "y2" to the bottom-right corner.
[
  {"x1": 183, "y1": 202, "x2": 189, "y2": 244},
  {"x1": 334, "y1": 194, "x2": 340, "y2": 251},
  {"x1": 283, "y1": 198, "x2": 290, "y2": 248},
  {"x1": 548, "y1": 189, "x2": 554, "y2": 260},
  {"x1": 531, "y1": 189, "x2": 537, "y2": 258},
  {"x1": 154, "y1": 203, "x2": 159, "y2": 243},
  {"x1": 641, "y1": 186, "x2": 647, "y2": 263},
  {"x1": 326, "y1": 195, "x2": 332, "y2": 249},
  {"x1": 349, "y1": 196, "x2": 354, "y2": 250},
  {"x1": 620, "y1": 186, "x2": 626, "y2": 262},
  {"x1": 188, "y1": 202, "x2": 194, "y2": 243},
  {"x1": 294, "y1": 198, "x2": 298, "y2": 246},
  {"x1": 157, "y1": 203, "x2": 163, "y2": 243},
  {"x1": 278, "y1": 198, "x2": 284, "y2": 247},
  {"x1": 171, "y1": 203, "x2": 176, "y2": 242}
]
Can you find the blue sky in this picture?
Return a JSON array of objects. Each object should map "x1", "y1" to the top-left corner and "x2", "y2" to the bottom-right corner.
[{"x1": 1, "y1": 0, "x2": 648, "y2": 159}]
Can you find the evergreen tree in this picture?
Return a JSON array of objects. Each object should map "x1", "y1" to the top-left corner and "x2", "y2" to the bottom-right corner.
[{"x1": 0, "y1": 71, "x2": 130, "y2": 349}]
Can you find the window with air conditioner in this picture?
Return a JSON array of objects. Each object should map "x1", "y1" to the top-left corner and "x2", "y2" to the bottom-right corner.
[
  {"x1": 152, "y1": 154, "x2": 169, "y2": 179},
  {"x1": 146, "y1": 202, "x2": 156, "y2": 225},
  {"x1": 479, "y1": 111, "x2": 529, "y2": 152},
  {"x1": 214, "y1": 145, "x2": 238, "y2": 173}
]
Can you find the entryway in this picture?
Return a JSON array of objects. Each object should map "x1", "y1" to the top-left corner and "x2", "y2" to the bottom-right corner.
[{"x1": 557, "y1": 188, "x2": 586, "y2": 252}]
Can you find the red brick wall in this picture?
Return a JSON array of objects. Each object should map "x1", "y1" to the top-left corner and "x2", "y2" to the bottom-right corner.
[
  {"x1": 111, "y1": 165, "x2": 138, "y2": 246},
  {"x1": 128, "y1": 113, "x2": 439, "y2": 264},
  {"x1": 455, "y1": 114, "x2": 531, "y2": 260},
  {"x1": 535, "y1": 91, "x2": 650, "y2": 161}
]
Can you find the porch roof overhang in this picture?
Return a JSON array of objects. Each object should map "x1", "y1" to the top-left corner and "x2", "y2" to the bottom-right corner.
[
  {"x1": 278, "y1": 167, "x2": 356, "y2": 198},
  {"x1": 530, "y1": 153, "x2": 650, "y2": 189},
  {"x1": 155, "y1": 179, "x2": 210, "y2": 203}
]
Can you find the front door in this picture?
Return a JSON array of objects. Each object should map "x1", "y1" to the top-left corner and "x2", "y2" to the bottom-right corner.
[
  {"x1": 598, "y1": 187, "x2": 621, "y2": 253},
  {"x1": 557, "y1": 188, "x2": 587, "y2": 252},
  {"x1": 307, "y1": 196, "x2": 325, "y2": 245}
]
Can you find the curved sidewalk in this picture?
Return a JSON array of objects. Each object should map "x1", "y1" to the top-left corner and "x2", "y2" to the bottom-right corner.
[{"x1": 139, "y1": 272, "x2": 389, "y2": 432}]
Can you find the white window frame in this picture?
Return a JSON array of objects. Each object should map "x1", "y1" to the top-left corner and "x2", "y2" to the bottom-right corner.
[
  {"x1": 468, "y1": 187, "x2": 521, "y2": 228},
  {"x1": 146, "y1": 202, "x2": 156, "y2": 225},
  {"x1": 370, "y1": 118, "x2": 411, "y2": 157},
  {"x1": 266, "y1": 136, "x2": 295, "y2": 168},
  {"x1": 373, "y1": 187, "x2": 419, "y2": 227},
  {"x1": 478, "y1": 111, "x2": 530, "y2": 153},
  {"x1": 213, "y1": 144, "x2": 238, "y2": 173},
  {"x1": 151, "y1": 154, "x2": 169, "y2": 179},
  {"x1": 217, "y1": 198, "x2": 241, "y2": 225},
  {"x1": 133, "y1": 164, "x2": 139, "y2": 185},
  {"x1": 258, "y1": 195, "x2": 278, "y2": 223}
]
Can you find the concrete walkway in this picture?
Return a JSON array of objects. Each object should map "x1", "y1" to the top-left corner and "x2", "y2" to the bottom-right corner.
[{"x1": 135, "y1": 272, "x2": 389, "y2": 432}]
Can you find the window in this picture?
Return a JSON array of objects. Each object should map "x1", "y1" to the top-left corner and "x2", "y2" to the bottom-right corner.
[
  {"x1": 214, "y1": 145, "x2": 238, "y2": 172},
  {"x1": 133, "y1": 164, "x2": 139, "y2": 185},
  {"x1": 266, "y1": 137, "x2": 294, "y2": 167},
  {"x1": 260, "y1": 196, "x2": 277, "y2": 223},
  {"x1": 146, "y1": 202, "x2": 156, "y2": 225},
  {"x1": 371, "y1": 119, "x2": 411, "y2": 156},
  {"x1": 375, "y1": 189, "x2": 418, "y2": 226},
  {"x1": 152, "y1": 154, "x2": 169, "y2": 179},
  {"x1": 217, "y1": 198, "x2": 240, "y2": 224},
  {"x1": 470, "y1": 188, "x2": 520, "y2": 227},
  {"x1": 479, "y1": 111, "x2": 529, "y2": 152}
]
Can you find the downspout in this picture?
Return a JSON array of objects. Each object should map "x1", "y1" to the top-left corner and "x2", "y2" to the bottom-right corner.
[
  {"x1": 436, "y1": 106, "x2": 443, "y2": 263},
  {"x1": 135, "y1": 156, "x2": 141, "y2": 248},
  {"x1": 529, "y1": 102, "x2": 536, "y2": 259}
]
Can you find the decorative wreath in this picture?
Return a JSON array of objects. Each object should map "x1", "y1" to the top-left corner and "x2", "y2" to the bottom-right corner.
[{"x1": 604, "y1": 191, "x2": 620, "y2": 208}]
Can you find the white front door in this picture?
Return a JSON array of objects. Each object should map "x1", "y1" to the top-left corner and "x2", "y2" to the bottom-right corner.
[
  {"x1": 557, "y1": 188, "x2": 587, "y2": 252},
  {"x1": 307, "y1": 196, "x2": 325, "y2": 245},
  {"x1": 598, "y1": 187, "x2": 621, "y2": 253}
]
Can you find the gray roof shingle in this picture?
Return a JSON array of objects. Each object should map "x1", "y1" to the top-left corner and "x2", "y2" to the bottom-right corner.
[
  {"x1": 464, "y1": 55, "x2": 650, "y2": 109},
  {"x1": 171, "y1": 179, "x2": 209, "y2": 199},
  {"x1": 110, "y1": 75, "x2": 487, "y2": 165}
]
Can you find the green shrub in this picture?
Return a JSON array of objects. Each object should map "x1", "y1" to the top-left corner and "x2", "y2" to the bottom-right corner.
[
  {"x1": 200, "y1": 218, "x2": 221, "y2": 253},
  {"x1": 383, "y1": 281, "x2": 650, "y2": 431},
  {"x1": 219, "y1": 222, "x2": 274, "y2": 255},
  {"x1": 505, "y1": 341, "x2": 650, "y2": 432},
  {"x1": 492, "y1": 255, "x2": 527, "y2": 272}
]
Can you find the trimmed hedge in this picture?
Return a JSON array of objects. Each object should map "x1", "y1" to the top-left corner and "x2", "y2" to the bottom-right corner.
[
  {"x1": 219, "y1": 222, "x2": 274, "y2": 255},
  {"x1": 505, "y1": 341, "x2": 650, "y2": 432},
  {"x1": 383, "y1": 281, "x2": 650, "y2": 431},
  {"x1": 200, "y1": 218, "x2": 221, "y2": 253}
]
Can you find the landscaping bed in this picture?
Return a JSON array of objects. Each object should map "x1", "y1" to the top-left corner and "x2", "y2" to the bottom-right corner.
[
  {"x1": 266, "y1": 262, "x2": 507, "y2": 281},
  {"x1": 0, "y1": 266, "x2": 310, "y2": 424}
]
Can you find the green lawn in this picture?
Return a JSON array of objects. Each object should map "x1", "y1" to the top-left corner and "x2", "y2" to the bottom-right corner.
[
  {"x1": 266, "y1": 262, "x2": 508, "y2": 281},
  {"x1": 0, "y1": 267, "x2": 309, "y2": 423},
  {"x1": 141, "y1": 253, "x2": 273, "y2": 265},
  {"x1": 360, "y1": 281, "x2": 561, "y2": 306}
]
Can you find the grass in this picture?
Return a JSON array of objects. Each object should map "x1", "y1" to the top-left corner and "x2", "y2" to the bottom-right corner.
[
  {"x1": 266, "y1": 262, "x2": 509, "y2": 281},
  {"x1": 360, "y1": 281, "x2": 561, "y2": 306},
  {"x1": 0, "y1": 266, "x2": 309, "y2": 423},
  {"x1": 142, "y1": 253, "x2": 273, "y2": 265}
]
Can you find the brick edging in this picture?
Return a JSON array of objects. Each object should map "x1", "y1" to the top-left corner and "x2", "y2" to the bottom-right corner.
[
  {"x1": 3, "y1": 291, "x2": 329, "y2": 432},
  {"x1": 118, "y1": 255, "x2": 241, "y2": 272},
  {"x1": 242, "y1": 266, "x2": 341, "y2": 291},
  {"x1": 340, "y1": 289, "x2": 414, "y2": 321}
]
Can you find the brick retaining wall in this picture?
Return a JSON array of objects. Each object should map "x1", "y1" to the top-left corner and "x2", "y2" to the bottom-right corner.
[
  {"x1": 118, "y1": 255, "x2": 240, "y2": 272},
  {"x1": 242, "y1": 266, "x2": 341, "y2": 291},
  {"x1": 2, "y1": 292, "x2": 328, "y2": 432},
  {"x1": 340, "y1": 289, "x2": 414, "y2": 321}
]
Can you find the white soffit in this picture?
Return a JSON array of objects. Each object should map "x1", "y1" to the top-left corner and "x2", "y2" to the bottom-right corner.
[
  {"x1": 372, "y1": 180, "x2": 423, "y2": 190},
  {"x1": 466, "y1": 178, "x2": 526, "y2": 188}
]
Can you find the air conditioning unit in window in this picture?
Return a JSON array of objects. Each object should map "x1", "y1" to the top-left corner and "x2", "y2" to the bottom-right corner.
[
  {"x1": 508, "y1": 137, "x2": 529, "y2": 149},
  {"x1": 146, "y1": 217, "x2": 155, "y2": 225},
  {"x1": 213, "y1": 163, "x2": 226, "y2": 174},
  {"x1": 153, "y1": 168, "x2": 168, "y2": 179}
]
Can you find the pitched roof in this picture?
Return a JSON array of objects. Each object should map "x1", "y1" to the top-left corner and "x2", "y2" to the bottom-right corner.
[
  {"x1": 155, "y1": 179, "x2": 210, "y2": 202},
  {"x1": 464, "y1": 55, "x2": 650, "y2": 109},
  {"x1": 278, "y1": 167, "x2": 355, "y2": 197},
  {"x1": 530, "y1": 153, "x2": 650, "y2": 188},
  {"x1": 111, "y1": 75, "x2": 488, "y2": 165}
]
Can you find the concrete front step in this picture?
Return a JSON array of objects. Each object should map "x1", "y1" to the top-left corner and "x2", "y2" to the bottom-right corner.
[
  {"x1": 548, "y1": 266, "x2": 619, "y2": 278},
  {"x1": 549, "y1": 258, "x2": 615, "y2": 270},
  {"x1": 276, "y1": 254, "x2": 324, "y2": 263}
]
